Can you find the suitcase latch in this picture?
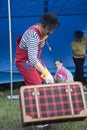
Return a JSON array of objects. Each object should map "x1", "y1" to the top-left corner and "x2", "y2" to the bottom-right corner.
[
  {"x1": 32, "y1": 91, "x2": 40, "y2": 96},
  {"x1": 66, "y1": 88, "x2": 73, "y2": 93}
]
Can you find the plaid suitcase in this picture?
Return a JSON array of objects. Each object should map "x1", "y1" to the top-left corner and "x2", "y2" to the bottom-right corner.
[{"x1": 19, "y1": 82, "x2": 87, "y2": 126}]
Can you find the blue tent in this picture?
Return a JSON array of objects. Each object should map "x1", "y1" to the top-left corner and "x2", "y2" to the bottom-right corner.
[{"x1": 0, "y1": 0, "x2": 87, "y2": 84}]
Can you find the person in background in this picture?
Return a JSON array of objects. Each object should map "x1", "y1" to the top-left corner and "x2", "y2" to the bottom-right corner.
[
  {"x1": 15, "y1": 12, "x2": 60, "y2": 85},
  {"x1": 54, "y1": 60, "x2": 73, "y2": 83},
  {"x1": 71, "y1": 31, "x2": 87, "y2": 85}
]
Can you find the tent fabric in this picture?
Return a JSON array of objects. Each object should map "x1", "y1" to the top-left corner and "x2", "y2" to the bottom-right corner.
[{"x1": 0, "y1": 0, "x2": 87, "y2": 84}]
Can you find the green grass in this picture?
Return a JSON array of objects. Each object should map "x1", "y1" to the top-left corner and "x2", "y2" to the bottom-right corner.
[{"x1": 0, "y1": 87, "x2": 87, "y2": 130}]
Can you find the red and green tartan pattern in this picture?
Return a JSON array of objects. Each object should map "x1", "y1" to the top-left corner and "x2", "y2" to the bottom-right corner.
[{"x1": 24, "y1": 84, "x2": 84, "y2": 119}]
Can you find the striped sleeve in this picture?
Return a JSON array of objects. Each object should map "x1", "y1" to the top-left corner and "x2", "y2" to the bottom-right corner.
[{"x1": 20, "y1": 29, "x2": 41, "y2": 66}]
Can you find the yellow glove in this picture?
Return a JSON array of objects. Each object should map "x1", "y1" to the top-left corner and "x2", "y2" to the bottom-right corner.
[
  {"x1": 41, "y1": 69, "x2": 54, "y2": 84},
  {"x1": 41, "y1": 69, "x2": 51, "y2": 79}
]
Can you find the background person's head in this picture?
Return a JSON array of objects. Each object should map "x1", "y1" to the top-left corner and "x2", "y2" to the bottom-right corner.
[
  {"x1": 74, "y1": 30, "x2": 83, "y2": 41},
  {"x1": 55, "y1": 60, "x2": 63, "y2": 69}
]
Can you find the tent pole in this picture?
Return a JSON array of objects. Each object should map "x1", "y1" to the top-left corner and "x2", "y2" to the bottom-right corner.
[
  {"x1": 44, "y1": 0, "x2": 48, "y2": 13},
  {"x1": 7, "y1": 0, "x2": 13, "y2": 105}
]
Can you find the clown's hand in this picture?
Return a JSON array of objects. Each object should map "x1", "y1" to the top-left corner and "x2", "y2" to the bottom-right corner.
[
  {"x1": 41, "y1": 69, "x2": 54, "y2": 84},
  {"x1": 45, "y1": 75, "x2": 54, "y2": 84}
]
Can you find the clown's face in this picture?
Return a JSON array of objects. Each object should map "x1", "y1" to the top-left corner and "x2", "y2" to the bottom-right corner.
[{"x1": 43, "y1": 26, "x2": 55, "y2": 35}]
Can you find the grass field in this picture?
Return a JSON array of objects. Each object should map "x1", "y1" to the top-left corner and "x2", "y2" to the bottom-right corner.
[{"x1": 0, "y1": 83, "x2": 87, "y2": 130}]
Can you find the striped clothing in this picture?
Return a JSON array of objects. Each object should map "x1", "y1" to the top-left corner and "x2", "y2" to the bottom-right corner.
[
  {"x1": 15, "y1": 24, "x2": 47, "y2": 85},
  {"x1": 19, "y1": 24, "x2": 46, "y2": 66}
]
